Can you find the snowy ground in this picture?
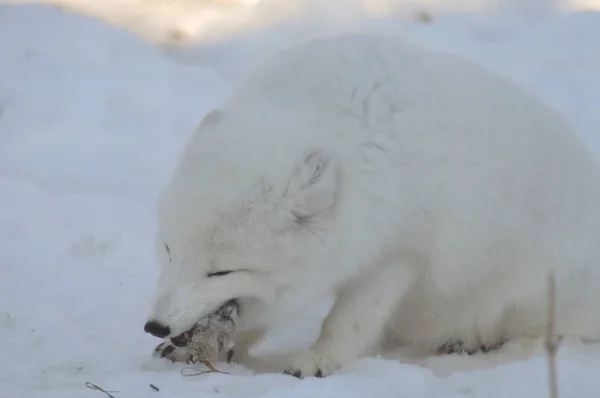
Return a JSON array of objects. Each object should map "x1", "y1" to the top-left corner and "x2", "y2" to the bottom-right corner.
[{"x1": 2, "y1": 2, "x2": 600, "y2": 397}]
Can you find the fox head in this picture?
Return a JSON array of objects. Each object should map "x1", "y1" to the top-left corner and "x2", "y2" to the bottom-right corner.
[{"x1": 144, "y1": 110, "x2": 342, "y2": 339}]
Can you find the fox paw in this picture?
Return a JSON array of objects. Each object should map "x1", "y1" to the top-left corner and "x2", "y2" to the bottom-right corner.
[
  {"x1": 153, "y1": 341, "x2": 235, "y2": 364},
  {"x1": 436, "y1": 338, "x2": 507, "y2": 355},
  {"x1": 153, "y1": 341, "x2": 196, "y2": 363},
  {"x1": 283, "y1": 352, "x2": 340, "y2": 379}
]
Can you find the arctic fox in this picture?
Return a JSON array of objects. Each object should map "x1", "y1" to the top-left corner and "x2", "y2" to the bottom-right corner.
[{"x1": 144, "y1": 33, "x2": 600, "y2": 378}]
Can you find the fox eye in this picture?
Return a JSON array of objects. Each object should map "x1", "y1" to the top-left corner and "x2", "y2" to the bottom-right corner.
[{"x1": 207, "y1": 270, "x2": 234, "y2": 277}]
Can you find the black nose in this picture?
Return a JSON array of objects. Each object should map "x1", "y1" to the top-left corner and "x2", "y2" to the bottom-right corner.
[{"x1": 144, "y1": 320, "x2": 171, "y2": 338}]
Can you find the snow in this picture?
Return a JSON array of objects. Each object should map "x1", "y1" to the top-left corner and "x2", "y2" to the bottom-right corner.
[{"x1": 1, "y1": 1, "x2": 600, "y2": 397}]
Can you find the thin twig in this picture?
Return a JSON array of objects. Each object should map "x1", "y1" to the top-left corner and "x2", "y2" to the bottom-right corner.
[
  {"x1": 202, "y1": 360, "x2": 229, "y2": 373},
  {"x1": 545, "y1": 273, "x2": 563, "y2": 398},
  {"x1": 181, "y1": 360, "x2": 230, "y2": 377},
  {"x1": 85, "y1": 382, "x2": 119, "y2": 398}
]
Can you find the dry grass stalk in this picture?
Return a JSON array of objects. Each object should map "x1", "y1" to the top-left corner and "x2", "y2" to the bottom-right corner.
[
  {"x1": 181, "y1": 360, "x2": 230, "y2": 377},
  {"x1": 545, "y1": 273, "x2": 563, "y2": 398},
  {"x1": 84, "y1": 382, "x2": 118, "y2": 398}
]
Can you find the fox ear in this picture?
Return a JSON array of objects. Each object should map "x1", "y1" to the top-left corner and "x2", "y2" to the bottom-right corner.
[{"x1": 284, "y1": 149, "x2": 340, "y2": 223}]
